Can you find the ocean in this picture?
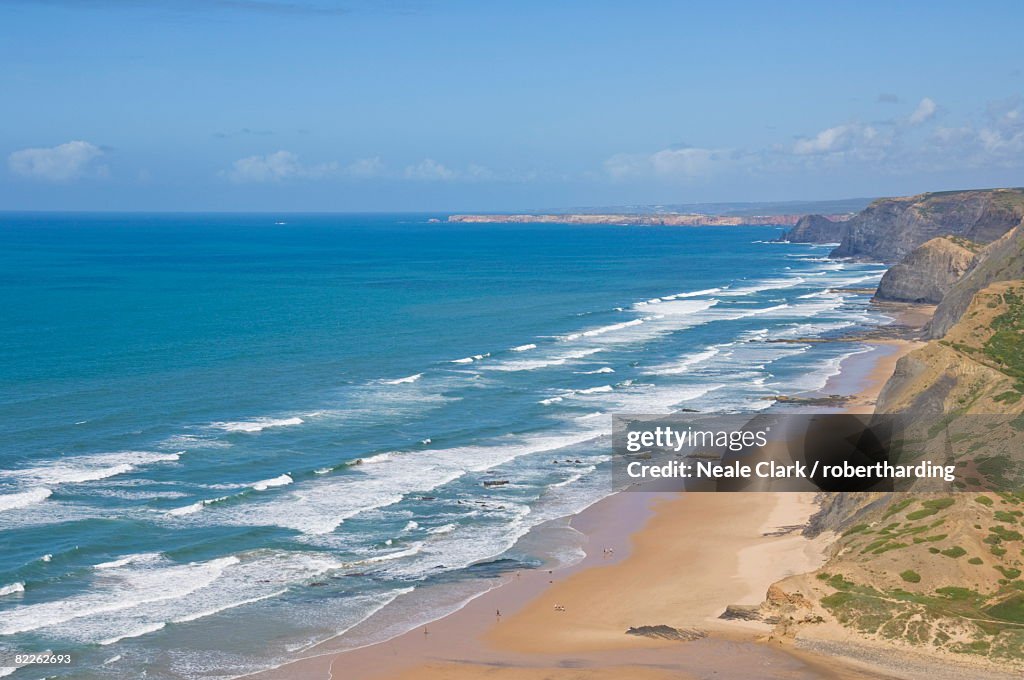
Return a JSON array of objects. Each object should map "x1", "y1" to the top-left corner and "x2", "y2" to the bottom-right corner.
[{"x1": 0, "y1": 213, "x2": 888, "y2": 678}]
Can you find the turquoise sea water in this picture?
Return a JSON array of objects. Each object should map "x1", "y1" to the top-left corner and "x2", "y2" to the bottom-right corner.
[{"x1": 0, "y1": 213, "x2": 888, "y2": 678}]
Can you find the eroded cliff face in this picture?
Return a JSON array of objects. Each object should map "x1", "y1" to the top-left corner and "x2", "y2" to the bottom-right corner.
[
  {"x1": 877, "y1": 281, "x2": 1024, "y2": 414},
  {"x1": 874, "y1": 236, "x2": 979, "y2": 304},
  {"x1": 929, "y1": 224, "x2": 1024, "y2": 338},
  {"x1": 766, "y1": 283, "x2": 1024, "y2": 666},
  {"x1": 760, "y1": 191, "x2": 1024, "y2": 667},
  {"x1": 830, "y1": 188, "x2": 1024, "y2": 263},
  {"x1": 777, "y1": 214, "x2": 850, "y2": 244}
]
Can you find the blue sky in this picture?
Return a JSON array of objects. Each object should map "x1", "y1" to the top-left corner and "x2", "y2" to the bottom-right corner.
[{"x1": 2, "y1": 0, "x2": 1023, "y2": 211}]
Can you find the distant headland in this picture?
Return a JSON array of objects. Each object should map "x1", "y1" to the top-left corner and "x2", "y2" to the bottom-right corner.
[{"x1": 448, "y1": 212, "x2": 855, "y2": 227}]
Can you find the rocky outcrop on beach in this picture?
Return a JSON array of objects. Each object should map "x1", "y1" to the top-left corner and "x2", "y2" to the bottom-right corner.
[
  {"x1": 625, "y1": 625, "x2": 706, "y2": 641},
  {"x1": 447, "y1": 213, "x2": 853, "y2": 227},
  {"x1": 830, "y1": 188, "x2": 1024, "y2": 263},
  {"x1": 929, "y1": 223, "x2": 1024, "y2": 337},
  {"x1": 777, "y1": 214, "x2": 850, "y2": 244},
  {"x1": 873, "y1": 236, "x2": 979, "y2": 304}
]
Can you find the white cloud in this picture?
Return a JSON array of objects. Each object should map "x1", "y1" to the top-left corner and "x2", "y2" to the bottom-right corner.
[
  {"x1": 602, "y1": 95, "x2": 1024, "y2": 182},
  {"x1": 921, "y1": 99, "x2": 1024, "y2": 168},
  {"x1": 8, "y1": 140, "x2": 105, "y2": 181},
  {"x1": 224, "y1": 150, "x2": 337, "y2": 183},
  {"x1": 793, "y1": 125, "x2": 853, "y2": 155},
  {"x1": 464, "y1": 163, "x2": 496, "y2": 181},
  {"x1": 404, "y1": 158, "x2": 456, "y2": 181},
  {"x1": 909, "y1": 97, "x2": 937, "y2": 124},
  {"x1": 344, "y1": 156, "x2": 385, "y2": 178},
  {"x1": 977, "y1": 99, "x2": 1024, "y2": 156},
  {"x1": 604, "y1": 146, "x2": 728, "y2": 181},
  {"x1": 791, "y1": 124, "x2": 889, "y2": 161}
]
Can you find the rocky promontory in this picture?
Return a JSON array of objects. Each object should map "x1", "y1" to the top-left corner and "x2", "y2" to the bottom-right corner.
[
  {"x1": 776, "y1": 214, "x2": 850, "y2": 244},
  {"x1": 873, "y1": 236, "x2": 979, "y2": 304},
  {"x1": 830, "y1": 188, "x2": 1024, "y2": 263}
]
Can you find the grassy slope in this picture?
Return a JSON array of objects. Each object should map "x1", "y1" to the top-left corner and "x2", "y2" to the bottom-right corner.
[{"x1": 765, "y1": 283, "x2": 1024, "y2": 664}]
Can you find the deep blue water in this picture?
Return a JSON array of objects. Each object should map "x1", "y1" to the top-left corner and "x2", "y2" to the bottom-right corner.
[{"x1": 0, "y1": 213, "x2": 888, "y2": 678}]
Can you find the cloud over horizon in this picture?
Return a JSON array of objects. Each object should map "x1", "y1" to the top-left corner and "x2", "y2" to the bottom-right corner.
[
  {"x1": 909, "y1": 97, "x2": 937, "y2": 125},
  {"x1": 600, "y1": 95, "x2": 1024, "y2": 186},
  {"x1": 223, "y1": 150, "x2": 337, "y2": 183},
  {"x1": 8, "y1": 141, "x2": 106, "y2": 181},
  {"x1": 603, "y1": 146, "x2": 732, "y2": 181}
]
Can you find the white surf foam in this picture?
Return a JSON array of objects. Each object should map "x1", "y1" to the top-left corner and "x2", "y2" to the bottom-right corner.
[
  {"x1": 2, "y1": 451, "x2": 180, "y2": 487},
  {"x1": 483, "y1": 346, "x2": 605, "y2": 372},
  {"x1": 194, "y1": 427, "x2": 609, "y2": 536},
  {"x1": 384, "y1": 373, "x2": 422, "y2": 385},
  {"x1": 252, "y1": 474, "x2": 293, "y2": 491},
  {"x1": 94, "y1": 553, "x2": 163, "y2": 570},
  {"x1": 99, "y1": 621, "x2": 167, "y2": 646},
  {"x1": 0, "y1": 556, "x2": 241, "y2": 636},
  {"x1": 159, "y1": 434, "x2": 231, "y2": 451},
  {"x1": 0, "y1": 582, "x2": 25, "y2": 597},
  {"x1": 659, "y1": 287, "x2": 723, "y2": 299},
  {"x1": 561, "y1": 318, "x2": 644, "y2": 341},
  {"x1": 166, "y1": 495, "x2": 232, "y2": 516},
  {"x1": 510, "y1": 344, "x2": 536, "y2": 352},
  {"x1": 0, "y1": 551, "x2": 341, "y2": 645},
  {"x1": 211, "y1": 417, "x2": 304, "y2": 433},
  {"x1": 556, "y1": 300, "x2": 721, "y2": 350},
  {"x1": 643, "y1": 347, "x2": 721, "y2": 375},
  {"x1": 720, "y1": 276, "x2": 806, "y2": 296},
  {"x1": 0, "y1": 487, "x2": 52, "y2": 513}
]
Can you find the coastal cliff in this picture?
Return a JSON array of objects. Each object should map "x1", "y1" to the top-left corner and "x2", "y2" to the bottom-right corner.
[
  {"x1": 830, "y1": 188, "x2": 1024, "y2": 263},
  {"x1": 762, "y1": 190, "x2": 1024, "y2": 669},
  {"x1": 874, "y1": 236, "x2": 979, "y2": 304},
  {"x1": 930, "y1": 223, "x2": 1024, "y2": 337},
  {"x1": 777, "y1": 214, "x2": 850, "y2": 244},
  {"x1": 765, "y1": 282, "x2": 1024, "y2": 667},
  {"x1": 877, "y1": 280, "x2": 1024, "y2": 414}
]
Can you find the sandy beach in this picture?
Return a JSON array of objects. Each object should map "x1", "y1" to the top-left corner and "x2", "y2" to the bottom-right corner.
[{"x1": 251, "y1": 314, "x2": 928, "y2": 680}]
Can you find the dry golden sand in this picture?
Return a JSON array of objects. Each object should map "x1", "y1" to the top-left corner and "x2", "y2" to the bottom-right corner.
[
  {"x1": 257, "y1": 493, "x2": 875, "y2": 680},
  {"x1": 252, "y1": 322, "x2": 928, "y2": 680}
]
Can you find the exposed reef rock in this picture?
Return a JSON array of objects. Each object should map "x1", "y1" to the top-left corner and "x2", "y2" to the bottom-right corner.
[
  {"x1": 830, "y1": 188, "x2": 1024, "y2": 263},
  {"x1": 874, "y1": 236, "x2": 979, "y2": 304},
  {"x1": 625, "y1": 625, "x2": 706, "y2": 641},
  {"x1": 777, "y1": 214, "x2": 850, "y2": 244}
]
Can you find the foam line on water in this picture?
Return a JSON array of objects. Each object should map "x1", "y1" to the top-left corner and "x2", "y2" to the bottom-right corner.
[
  {"x1": 0, "y1": 582, "x2": 25, "y2": 597},
  {"x1": 181, "y1": 427, "x2": 610, "y2": 536},
  {"x1": 0, "y1": 551, "x2": 341, "y2": 645},
  {"x1": 0, "y1": 487, "x2": 52, "y2": 513},
  {"x1": 481, "y1": 347, "x2": 605, "y2": 372},
  {"x1": 210, "y1": 417, "x2": 304, "y2": 433},
  {"x1": 383, "y1": 374, "x2": 422, "y2": 385},
  {"x1": 252, "y1": 474, "x2": 293, "y2": 491},
  {"x1": 1, "y1": 451, "x2": 180, "y2": 487}
]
